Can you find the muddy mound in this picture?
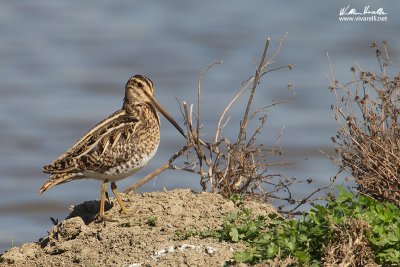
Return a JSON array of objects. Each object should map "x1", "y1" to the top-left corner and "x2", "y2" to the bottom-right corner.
[{"x1": 0, "y1": 189, "x2": 277, "y2": 267}]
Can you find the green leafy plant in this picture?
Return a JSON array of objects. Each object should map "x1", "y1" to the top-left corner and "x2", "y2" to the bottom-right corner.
[
  {"x1": 175, "y1": 228, "x2": 198, "y2": 240},
  {"x1": 229, "y1": 194, "x2": 244, "y2": 206},
  {"x1": 192, "y1": 187, "x2": 400, "y2": 265},
  {"x1": 146, "y1": 215, "x2": 158, "y2": 227}
]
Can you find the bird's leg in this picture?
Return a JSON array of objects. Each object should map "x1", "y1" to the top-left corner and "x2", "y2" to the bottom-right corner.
[
  {"x1": 99, "y1": 180, "x2": 107, "y2": 217},
  {"x1": 98, "y1": 180, "x2": 117, "y2": 222},
  {"x1": 111, "y1": 182, "x2": 128, "y2": 214}
]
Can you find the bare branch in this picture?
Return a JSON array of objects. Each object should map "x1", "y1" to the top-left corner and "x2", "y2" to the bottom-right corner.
[
  {"x1": 123, "y1": 145, "x2": 191, "y2": 193},
  {"x1": 237, "y1": 37, "x2": 270, "y2": 143}
]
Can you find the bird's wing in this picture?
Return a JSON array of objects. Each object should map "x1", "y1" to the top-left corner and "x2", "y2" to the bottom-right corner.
[{"x1": 43, "y1": 109, "x2": 139, "y2": 173}]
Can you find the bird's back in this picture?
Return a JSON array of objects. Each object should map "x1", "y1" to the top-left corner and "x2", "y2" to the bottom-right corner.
[
  {"x1": 40, "y1": 105, "x2": 160, "y2": 192},
  {"x1": 43, "y1": 109, "x2": 131, "y2": 173}
]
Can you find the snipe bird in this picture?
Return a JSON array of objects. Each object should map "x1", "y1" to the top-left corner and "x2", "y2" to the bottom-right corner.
[{"x1": 39, "y1": 75, "x2": 185, "y2": 221}]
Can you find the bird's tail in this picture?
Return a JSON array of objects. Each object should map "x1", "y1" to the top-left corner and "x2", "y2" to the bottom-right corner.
[{"x1": 38, "y1": 172, "x2": 82, "y2": 194}]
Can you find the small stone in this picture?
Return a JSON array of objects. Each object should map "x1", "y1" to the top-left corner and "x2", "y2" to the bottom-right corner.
[
  {"x1": 49, "y1": 216, "x2": 86, "y2": 242},
  {"x1": 178, "y1": 244, "x2": 198, "y2": 251},
  {"x1": 205, "y1": 246, "x2": 216, "y2": 255},
  {"x1": 151, "y1": 245, "x2": 175, "y2": 260}
]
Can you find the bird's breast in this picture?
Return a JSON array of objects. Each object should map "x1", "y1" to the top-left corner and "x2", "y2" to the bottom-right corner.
[{"x1": 84, "y1": 139, "x2": 160, "y2": 181}]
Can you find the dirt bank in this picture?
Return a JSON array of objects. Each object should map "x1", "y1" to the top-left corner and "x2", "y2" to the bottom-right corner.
[{"x1": 0, "y1": 189, "x2": 278, "y2": 267}]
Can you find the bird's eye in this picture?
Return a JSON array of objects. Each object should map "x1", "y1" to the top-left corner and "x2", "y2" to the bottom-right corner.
[{"x1": 137, "y1": 82, "x2": 143, "y2": 89}]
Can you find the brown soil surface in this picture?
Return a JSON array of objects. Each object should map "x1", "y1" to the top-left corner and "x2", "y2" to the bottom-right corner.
[{"x1": 0, "y1": 189, "x2": 278, "y2": 267}]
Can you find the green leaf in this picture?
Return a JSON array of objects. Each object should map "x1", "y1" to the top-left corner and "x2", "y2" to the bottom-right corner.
[
  {"x1": 266, "y1": 243, "x2": 278, "y2": 258},
  {"x1": 229, "y1": 228, "x2": 239, "y2": 242},
  {"x1": 226, "y1": 213, "x2": 238, "y2": 222},
  {"x1": 234, "y1": 251, "x2": 254, "y2": 263}
]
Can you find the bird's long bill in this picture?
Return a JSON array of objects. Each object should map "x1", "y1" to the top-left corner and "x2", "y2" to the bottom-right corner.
[{"x1": 146, "y1": 93, "x2": 186, "y2": 139}]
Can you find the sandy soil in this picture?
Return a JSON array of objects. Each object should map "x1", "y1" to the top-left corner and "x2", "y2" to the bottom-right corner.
[{"x1": 0, "y1": 189, "x2": 278, "y2": 267}]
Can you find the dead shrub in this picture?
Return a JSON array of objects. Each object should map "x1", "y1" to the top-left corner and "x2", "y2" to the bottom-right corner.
[
  {"x1": 176, "y1": 36, "x2": 292, "y2": 198},
  {"x1": 124, "y1": 36, "x2": 319, "y2": 212},
  {"x1": 329, "y1": 41, "x2": 400, "y2": 206},
  {"x1": 323, "y1": 219, "x2": 377, "y2": 267}
]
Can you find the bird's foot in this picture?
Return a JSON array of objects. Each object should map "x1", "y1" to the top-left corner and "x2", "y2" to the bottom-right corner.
[
  {"x1": 119, "y1": 206, "x2": 140, "y2": 218},
  {"x1": 95, "y1": 213, "x2": 119, "y2": 222}
]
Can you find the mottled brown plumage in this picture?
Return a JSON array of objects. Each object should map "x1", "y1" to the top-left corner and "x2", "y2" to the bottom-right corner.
[{"x1": 39, "y1": 75, "x2": 185, "y2": 221}]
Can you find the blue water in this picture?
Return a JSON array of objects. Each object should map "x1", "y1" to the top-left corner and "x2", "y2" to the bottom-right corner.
[{"x1": 1, "y1": 1, "x2": 399, "y2": 251}]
